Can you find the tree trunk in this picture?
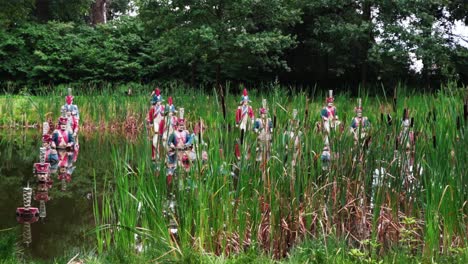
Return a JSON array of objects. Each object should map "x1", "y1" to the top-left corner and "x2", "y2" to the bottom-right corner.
[
  {"x1": 191, "y1": 62, "x2": 196, "y2": 88},
  {"x1": 91, "y1": 0, "x2": 107, "y2": 25},
  {"x1": 361, "y1": 1, "x2": 372, "y2": 88},
  {"x1": 35, "y1": 0, "x2": 50, "y2": 22}
]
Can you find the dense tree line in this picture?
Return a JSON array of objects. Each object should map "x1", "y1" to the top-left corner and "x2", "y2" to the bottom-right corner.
[{"x1": 0, "y1": 0, "x2": 467, "y2": 91}]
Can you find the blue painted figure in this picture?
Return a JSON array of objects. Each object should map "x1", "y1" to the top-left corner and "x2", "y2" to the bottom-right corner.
[
  {"x1": 320, "y1": 90, "x2": 340, "y2": 134},
  {"x1": 350, "y1": 98, "x2": 370, "y2": 142},
  {"x1": 166, "y1": 108, "x2": 194, "y2": 187}
]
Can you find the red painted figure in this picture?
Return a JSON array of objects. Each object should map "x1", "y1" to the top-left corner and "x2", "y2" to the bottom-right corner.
[{"x1": 235, "y1": 89, "x2": 254, "y2": 131}]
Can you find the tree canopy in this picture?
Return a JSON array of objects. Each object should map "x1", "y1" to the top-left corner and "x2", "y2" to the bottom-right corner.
[{"x1": 0, "y1": 0, "x2": 467, "y2": 90}]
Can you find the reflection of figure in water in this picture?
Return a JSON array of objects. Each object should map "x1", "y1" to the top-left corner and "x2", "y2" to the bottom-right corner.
[
  {"x1": 56, "y1": 147, "x2": 79, "y2": 191},
  {"x1": 166, "y1": 108, "x2": 194, "y2": 188},
  {"x1": 16, "y1": 186, "x2": 39, "y2": 245},
  {"x1": 253, "y1": 100, "x2": 273, "y2": 163},
  {"x1": 52, "y1": 117, "x2": 75, "y2": 150},
  {"x1": 34, "y1": 147, "x2": 53, "y2": 219},
  {"x1": 147, "y1": 89, "x2": 166, "y2": 160}
]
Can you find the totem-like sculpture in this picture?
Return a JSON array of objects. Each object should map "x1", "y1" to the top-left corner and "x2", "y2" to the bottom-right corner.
[
  {"x1": 166, "y1": 108, "x2": 194, "y2": 187},
  {"x1": 320, "y1": 90, "x2": 340, "y2": 134},
  {"x1": 350, "y1": 98, "x2": 370, "y2": 143},
  {"x1": 253, "y1": 99, "x2": 273, "y2": 162},
  {"x1": 16, "y1": 186, "x2": 39, "y2": 245},
  {"x1": 52, "y1": 117, "x2": 75, "y2": 150},
  {"x1": 235, "y1": 89, "x2": 255, "y2": 131},
  {"x1": 147, "y1": 88, "x2": 166, "y2": 160}
]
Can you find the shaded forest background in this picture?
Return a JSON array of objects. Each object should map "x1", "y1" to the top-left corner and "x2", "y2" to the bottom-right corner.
[{"x1": 0, "y1": 0, "x2": 467, "y2": 92}]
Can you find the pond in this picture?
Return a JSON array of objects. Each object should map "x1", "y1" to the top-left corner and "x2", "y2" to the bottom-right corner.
[{"x1": 0, "y1": 130, "x2": 131, "y2": 262}]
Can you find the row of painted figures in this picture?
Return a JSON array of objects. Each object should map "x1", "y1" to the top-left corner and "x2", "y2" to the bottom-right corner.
[
  {"x1": 146, "y1": 88, "x2": 416, "y2": 186},
  {"x1": 16, "y1": 88, "x2": 80, "y2": 245}
]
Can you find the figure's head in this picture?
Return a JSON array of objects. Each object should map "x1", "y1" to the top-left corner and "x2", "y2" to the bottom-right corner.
[
  {"x1": 355, "y1": 107, "x2": 363, "y2": 118},
  {"x1": 240, "y1": 88, "x2": 251, "y2": 105},
  {"x1": 402, "y1": 118, "x2": 410, "y2": 128},
  {"x1": 42, "y1": 134, "x2": 52, "y2": 147},
  {"x1": 177, "y1": 119, "x2": 186, "y2": 131},
  {"x1": 59, "y1": 117, "x2": 68, "y2": 131},
  {"x1": 66, "y1": 95, "x2": 73, "y2": 105},
  {"x1": 59, "y1": 166, "x2": 67, "y2": 174},
  {"x1": 259, "y1": 108, "x2": 267, "y2": 118}
]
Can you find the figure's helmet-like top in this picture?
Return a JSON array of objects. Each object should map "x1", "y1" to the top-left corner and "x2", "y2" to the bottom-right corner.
[
  {"x1": 66, "y1": 95, "x2": 73, "y2": 105},
  {"x1": 168, "y1": 97, "x2": 177, "y2": 113},
  {"x1": 59, "y1": 117, "x2": 68, "y2": 125},
  {"x1": 66, "y1": 87, "x2": 74, "y2": 104},
  {"x1": 354, "y1": 98, "x2": 362, "y2": 113},
  {"x1": 240, "y1": 89, "x2": 251, "y2": 103},
  {"x1": 42, "y1": 134, "x2": 52, "y2": 143},
  {"x1": 177, "y1": 108, "x2": 185, "y2": 125},
  {"x1": 34, "y1": 163, "x2": 51, "y2": 174},
  {"x1": 152, "y1": 88, "x2": 164, "y2": 104},
  {"x1": 326, "y1": 90, "x2": 334, "y2": 104}
]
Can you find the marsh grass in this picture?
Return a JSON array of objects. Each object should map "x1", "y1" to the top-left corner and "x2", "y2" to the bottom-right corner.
[{"x1": 2, "y1": 82, "x2": 467, "y2": 262}]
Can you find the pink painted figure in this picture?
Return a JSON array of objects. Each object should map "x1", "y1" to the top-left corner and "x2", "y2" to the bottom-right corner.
[
  {"x1": 253, "y1": 100, "x2": 273, "y2": 162},
  {"x1": 62, "y1": 88, "x2": 80, "y2": 120},
  {"x1": 147, "y1": 91, "x2": 166, "y2": 160},
  {"x1": 52, "y1": 117, "x2": 75, "y2": 150},
  {"x1": 235, "y1": 89, "x2": 255, "y2": 131},
  {"x1": 163, "y1": 96, "x2": 178, "y2": 143}
]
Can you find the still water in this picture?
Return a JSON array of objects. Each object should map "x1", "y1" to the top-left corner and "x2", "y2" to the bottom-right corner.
[{"x1": 0, "y1": 130, "x2": 129, "y2": 261}]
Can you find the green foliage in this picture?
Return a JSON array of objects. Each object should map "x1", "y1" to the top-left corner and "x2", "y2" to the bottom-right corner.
[{"x1": 0, "y1": 228, "x2": 17, "y2": 262}]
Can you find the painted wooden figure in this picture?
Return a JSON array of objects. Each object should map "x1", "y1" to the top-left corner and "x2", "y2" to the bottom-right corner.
[
  {"x1": 147, "y1": 90, "x2": 166, "y2": 160},
  {"x1": 62, "y1": 88, "x2": 80, "y2": 120},
  {"x1": 235, "y1": 89, "x2": 255, "y2": 131},
  {"x1": 283, "y1": 109, "x2": 302, "y2": 167},
  {"x1": 320, "y1": 90, "x2": 340, "y2": 134},
  {"x1": 350, "y1": 98, "x2": 370, "y2": 142},
  {"x1": 253, "y1": 99, "x2": 273, "y2": 162},
  {"x1": 166, "y1": 108, "x2": 194, "y2": 186},
  {"x1": 163, "y1": 96, "x2": 178, "y2": 143},
  {"x1": 52, "y1": 117, "x2": 75, "y2": 150}
]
